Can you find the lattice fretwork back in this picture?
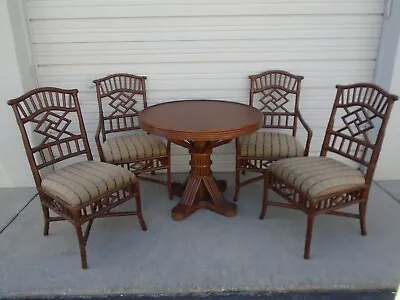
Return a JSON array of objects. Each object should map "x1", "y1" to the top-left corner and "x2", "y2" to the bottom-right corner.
[
  {"x1": 249, "y1": 70, "x2": 304, "y2": 133},
  {"x1": 8, "y1": 88, "x2": 92, "y2": 185},
  {"x1": 94, "y1": 73, "x2": 147, "y2": 136},
  {"x1": 322, "y1": 83, "x2": 398, "y2": 170}
]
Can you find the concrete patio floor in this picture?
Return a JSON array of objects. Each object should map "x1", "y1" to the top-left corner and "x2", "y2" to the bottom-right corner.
[{"x1": 0, "y1": 173, "x2": 400, "y2": 298}]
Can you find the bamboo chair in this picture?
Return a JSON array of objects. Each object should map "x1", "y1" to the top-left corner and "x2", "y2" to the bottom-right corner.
[
  {"x1": 234, "y1": 70, "x2": 312, "y2": 202},
  {"x1": 93, "y1": 73, "x2": 172, "y2": 199},
  {"x1": 8, "y1": 87, "x2": 147, "y2": 269},
  {"x1": 261, "y1": 83, "x2": 398, "y2": 259}
]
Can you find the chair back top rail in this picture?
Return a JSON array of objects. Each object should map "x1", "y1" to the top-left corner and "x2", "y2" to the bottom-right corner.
[
  {"x1": 249, "y1": 70, "x2": 303, "y2": 135},
  {"x1": 7, "y1": 87, "x2": 92, "y2": 187},
  {"x1": 321, "y1": 83, "x2": 398, "y2": 184},
  {"x1": 93, "y1": 73, "x2": 147, "y2": 138}
]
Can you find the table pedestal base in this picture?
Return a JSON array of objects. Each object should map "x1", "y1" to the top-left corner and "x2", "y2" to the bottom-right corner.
[
  {"x1": 171, "y1": 180, "x2": 227, "y2": 197},
  {"x1": 170, "y1": 141, "x2": 237, "y2": 221}
]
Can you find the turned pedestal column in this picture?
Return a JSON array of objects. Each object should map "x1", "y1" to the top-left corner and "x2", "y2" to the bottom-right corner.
[{"x1": 171, "y1": 141, "x2": 236, "y2": 221}]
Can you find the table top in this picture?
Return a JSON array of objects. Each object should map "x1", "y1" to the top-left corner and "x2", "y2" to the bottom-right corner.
[{"x1": 139, "y1": 100, "x2": 263, "y2": 141}]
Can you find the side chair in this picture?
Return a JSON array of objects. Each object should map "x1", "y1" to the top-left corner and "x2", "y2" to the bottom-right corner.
[
  {"x1": 93, "y1": 73, "x2": 172, "y2": 199},
  {"x1": 8, "y1": 87, "x2": 147, "y2": 269},
  {"x1": 235, "y1": 70, "x2": 312, "y2": 202},
  {"x1": 260, "y1": 83, "x2": 398, "y2": 259}
]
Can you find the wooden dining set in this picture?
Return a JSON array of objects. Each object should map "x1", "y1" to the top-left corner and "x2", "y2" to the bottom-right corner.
[{"x1": 7, "y1": 70, "x2": 398, "y2": 269}]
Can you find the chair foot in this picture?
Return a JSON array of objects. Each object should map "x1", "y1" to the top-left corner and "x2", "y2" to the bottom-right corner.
[
  {"x1": 133, "y1": 181, "x2": 147, "y2": 231},
  {"x1": 233, "y1": 194, "x2": 238, "y2": 203},
  {"x1": 259, "y1": 204, "x2": 267, "y2": 219},
  {"x1": 304, "y1": 214, "x2": 315, "y2": 260},
  {"x1": 167, "y1": 165, "x2": 172, "y2": 200},
  {"x1": 42, "y1": 205, "x2": 50, "y2": 236},
  {"x1": 259, "y1": 172, "x2": 268, "y2": 220},
  {"x1": 138, "y1": 214, "x2": 148, "y2": 231},
  {"x1": 241, "y1": 170, "x2": 246, "y2": 175},
  {"x1": 234, "y1": 169, "x2": 240, "y2": 203},
  {"x1": 359, "y1": 202, "x2": 367, "y2": 236},
  {"x1": 43, "y1": 223, "x2": 49, "y2": 236},
  {"x1": 75, "y1": 225, "x2": 88, "y2": 269},
  {"x1": 259, "y1": 202, "x2": 267, "y2": 219},
  {"x1": 168, "y1": 182, "x2": 173, "y2": 200}
]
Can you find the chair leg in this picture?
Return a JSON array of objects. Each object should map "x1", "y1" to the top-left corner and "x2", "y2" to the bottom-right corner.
[
  {"x1": 359, "y1": 201, "x2": 367, "y2": 236},
  {"x1": 41, "y1": 204, "x2": 50, "y2": 236},
  {"x1": 134, "y1": 184, "x2": 147, "y2": 231},
  {"x1": 167, "y1": 164, "x2": 173, "y2": 200},
  {"x1": 84, "y1": 219, "x2": 94, "y2": 243},
  {"x1": 233, "y1": 159, "x2": 241, "y2": 203},
  {"x1": 136, "y1": 197, "x2": 147, "y2": 232},
  {"x1": 259, "y1": 172, "x2": 268, "y2": 220},
  {"x1": 75, "y1": 225, "x2": 88, "y2": 269},
  {"x1": 304, "y1": 214, "x2": 315, "y2": 259},
  {"x1": 233, "y1": 170, "x2": 240, "y2": 203}
]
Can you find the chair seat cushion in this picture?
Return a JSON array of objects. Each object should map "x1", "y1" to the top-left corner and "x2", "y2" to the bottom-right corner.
[
  {"x1": 269, "y1": 157, "x2": 365, "y2": 199},
  {"x1": 239, "y1": 132, "x2": 304, "y2": 159},
  {"x1": 41, "y1": 161, "x2": 136, "y2": 206},
  {"x1": 102, "y1": 134, "x2": 167, "y2": 164}
]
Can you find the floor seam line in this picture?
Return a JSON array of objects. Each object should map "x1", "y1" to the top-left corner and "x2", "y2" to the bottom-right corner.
[
  {"x1": 0, "y1": 192, "x2": 38, "y2": 236},
  {"x1": 373, "y1": 181, "x2": 400, "y2": 205}
]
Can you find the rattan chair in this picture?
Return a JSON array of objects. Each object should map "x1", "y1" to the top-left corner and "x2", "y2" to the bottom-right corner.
[
  {"x1": 93, "y1": 73, "x2": 172, "y2": 199},
  {"x1": 234, "y1": 70, "x2": 312, "y2": 202},
  {"x1": 8, "y1": 87, "x2": 147, "y2": 269},
  {"x1": 261, "y1": 83, "x2": 398, "y2": 259}
]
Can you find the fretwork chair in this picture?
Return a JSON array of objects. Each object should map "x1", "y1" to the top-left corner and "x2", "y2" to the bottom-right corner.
[
  {"x1": 234, "y1": 70, "x2": 312, "y2": 202},
  {"x1": 261, "y1": 83, "x2": 398, "y2": 259},
  {"x1": 8, "y1": 87, "x2": 147, "y2": 269},
  {"x1": 93, "y1": 73, "x2": 172, "y2": 199}
]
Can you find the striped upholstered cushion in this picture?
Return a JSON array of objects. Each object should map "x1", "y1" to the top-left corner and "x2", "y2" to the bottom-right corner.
[
  {"x1": 102, "y1": 134, "x2": 167, "y2": 164},
  {"x1": 41, "y1": 161, "x2": 136, "y2": 206},
  {"x1": 240, "y1": 132, "x2": 304, "y2": 158},
  {"x1": 269, "y1": 157, "x2": 365, "y2": 199}
]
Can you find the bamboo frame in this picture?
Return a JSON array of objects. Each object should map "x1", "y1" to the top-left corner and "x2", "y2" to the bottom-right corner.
[
  {"x1": 93, "y1": 73, "x2": 172, "y2": 198},
  {"x1": 8, "y1": 87, "x2": 147, "y2": 269},
  {"x1": 260, "y1": 83, "x2": 398, "y2": 259},
  {"x1": 234, "y1": 70, "x2": 312, "y2": 202}
]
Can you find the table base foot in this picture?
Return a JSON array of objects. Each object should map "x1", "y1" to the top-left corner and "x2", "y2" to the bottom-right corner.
[
  {"x1": 170, "y1": 176, "x2": 235, "y2": 221},
  {"x1": 172, "y1": 200, "x2": 237, "y2": 221}
]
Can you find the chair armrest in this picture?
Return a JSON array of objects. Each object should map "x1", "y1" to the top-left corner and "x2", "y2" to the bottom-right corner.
[
  {"x1": 94, "y1": 120, "x2": 106, "y2": 161},
  {"x1": 298, "y1": 111, "x2": 313, "y2": 156}
]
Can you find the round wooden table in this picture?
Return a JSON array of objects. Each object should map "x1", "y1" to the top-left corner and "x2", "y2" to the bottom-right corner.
[{"x1": 139, "y1": 100, "x2": 262, "y2": 221}]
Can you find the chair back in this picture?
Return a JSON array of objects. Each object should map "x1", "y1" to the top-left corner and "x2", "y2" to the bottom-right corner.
[
  {"x1": 93, "y1": 73, "x2": 147, "y2": 141},
  {"x1": 249, "y1": 70, "x2": 304, "y2": 136},
  {"x1": 321, "y1": 83, "x2": 398, "y2": 184},
  {"x1": 7, "y1": 87, "x2": 92, "y2": 187}
]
